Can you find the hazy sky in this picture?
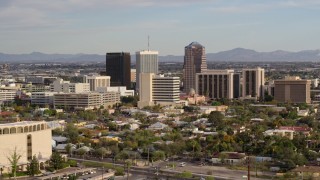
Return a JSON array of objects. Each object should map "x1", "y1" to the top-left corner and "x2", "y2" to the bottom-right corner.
[{"x1": 1, "y1": 0, "x2": 320, "y2": 55}]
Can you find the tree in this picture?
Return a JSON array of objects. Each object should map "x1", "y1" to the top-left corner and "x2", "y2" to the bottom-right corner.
[
  {"x1": 96, "y1": 147, "x2": 109, "y2": 159},
  {"x1": 27, "y1": 155, "x2": 40, "y2": 176},
  {"x1": 65, "y1": 144, "x2": 73, "y2": 156},
  {"x1": 64, "y1": 123, "x2": 79, "y2": 143},
  {"x1": 151, "y1": 151, "x2": 166, "y2": 161},
  {"x1": 208, "y1": 111, "x2": 224, "y2": 128},
  {"x1": 49, "y1": 152, "x2": 64, "y2": 170},
  {"x1": 7, "y1": 147, "x2": 22, "y2": 179}
]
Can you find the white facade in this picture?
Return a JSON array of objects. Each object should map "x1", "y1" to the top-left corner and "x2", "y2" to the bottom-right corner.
[
  {"x1": 31, "y1": 92, "x2": 57, "y2": 105},
  {"x1": 97, "y1": 86, "x2": 134, "y2": 97},
  {"x1": 138, "y1": 73, "x2": 180, "y2": 108},
  {"x1": 51, "y1": 78, "x2": 90, "y2": 93},
  {"x1": 0, "y1": 121, "x2": 52, "y2": 172},
  {"x1": 136, "y1": 50, "x2": 158, "y2": 91},
  {"x1": 196, "y1": 70, "x2": 234, "y2": 99},
  {"x1": 0, "y1": 88, "x2": 17, "y2": 102},
  {"x1": 153, "y1": 75, "x2": 180, "y2": 103},
  {"x1": 54, "y1": 92, "x2": 120, "y2": 109},
  {"x1": 83, "y1": 75, "x2": 111, "y2": 91},
  {"x1": 242, "y1": 67, "x2": 265, "y2": 99}
]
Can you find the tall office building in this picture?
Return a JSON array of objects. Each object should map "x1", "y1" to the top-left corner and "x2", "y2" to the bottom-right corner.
[
  {"x1": 183, "y1": 42, "x2": 207, "y2": 93},
  {"x1": 83, "y1": 75, "x2": 111, "y2": 91},
  {"x1": 136, "y1": 50, "x2": 159, "y2": 91},
  {"x1": 242, "y1": 67, "x2": 265, "y2": 99},
  {"x1": 138, "y1": 73, "x2": 180, "y2": 108},
  {"x1": 106, "y1": 52, "x2": 131, "y2": 89},
  {"x1": 274, "y1": 76, "x2": 311, "y2": 103},
  {"x1": 196, "y1": 70, "x2": 234, "y2": 99}
]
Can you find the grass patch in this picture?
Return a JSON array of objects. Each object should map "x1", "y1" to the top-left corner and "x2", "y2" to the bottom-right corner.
[{"x1": 82, "y1": 162, "x2": 124, "y2": 176}]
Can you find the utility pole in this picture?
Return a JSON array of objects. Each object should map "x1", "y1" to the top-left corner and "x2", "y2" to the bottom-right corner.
[
  {"x1": 147, "y1": 147, "x2": 150, "y2": 166},
  {"x1": 247, "y1": 157, "x2": 250, "y2": 180}
]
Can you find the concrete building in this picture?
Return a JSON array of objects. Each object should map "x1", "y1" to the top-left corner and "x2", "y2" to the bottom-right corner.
[
  {"x1": 51, "y1": 78, "x2": 90, "y2": 93},
  {"x1": 153, "y1": 75, "x2": 180, "y2": 104},
  {"x1": 233, "y1": 73, "x2": 241, "y2": 98},
  {"x1": 18, "y1": 83, "x2": 50, "y2": 93},
  {"x1": 54, "y1": 92, "x2": 120, "y2": 110},
  {"x1": 106, "y1": 52, "x2": 131, "y2": 89},
  {"x1": 183, "y1": 42, "x2": 207, "y2": 93},
  {"x1": 0, "y1": 121, "x2": 52, "y2": 172},
  {"x1": 131, "y1": 69, "x2": 136, "y2": 83},
  {"x1": 0, "y1": 88, "x2": 17, "y2": 102},
  {"x1": 83, "y1": 75, "x2": 111, "y2": 91},
  {"x1": 31, "y1": 92, "x2": 57, "y2": 106},
  {"x1": 242, "y1": 67, "x2": 265, "y2": 99},
  {"x1": 97, "y1": 86, "x2": 134, "y2": 97},
  {"x1": 274, "y1": 76, "x2": 311, "y2": 103},
  {"x1": 138, "y1": 73, "x2": 180, "y2": 108},
  {"x1": 136, "y1": 50, "x2": 158, "y2": 91},
  {"x1": 25, "y1": 76, "x2": 57, "y2": 85},
  {"x1": 195, "y1": 70, "x2": 234, "y2": 99}
]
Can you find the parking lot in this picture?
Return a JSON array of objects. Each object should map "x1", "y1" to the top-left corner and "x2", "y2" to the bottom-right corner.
[{"x1": 36, "y1": 168, "x2": 97, "y2": 180}]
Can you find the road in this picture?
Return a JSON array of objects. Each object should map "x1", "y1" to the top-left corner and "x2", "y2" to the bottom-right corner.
[{"x1": 71, "y1": 157, "x2": 273, "y2": 180}]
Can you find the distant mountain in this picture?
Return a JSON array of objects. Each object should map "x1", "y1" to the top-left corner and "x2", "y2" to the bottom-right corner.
[
  {"x1": 206, "y1": 48, "x2": 320, "y2": 62},
  {"x1": 1, "y1": 48, "x2": 320, "y2": 63}
]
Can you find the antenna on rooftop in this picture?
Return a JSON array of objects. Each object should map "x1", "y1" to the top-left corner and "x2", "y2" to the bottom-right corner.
[{"x1": 148, "y1": 35, "x2": 150, "y2": 51}]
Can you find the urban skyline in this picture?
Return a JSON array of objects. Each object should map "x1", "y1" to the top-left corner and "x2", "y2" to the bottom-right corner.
[{"x1": 1, "y1": 0, "x2": 320, "y2": 55}]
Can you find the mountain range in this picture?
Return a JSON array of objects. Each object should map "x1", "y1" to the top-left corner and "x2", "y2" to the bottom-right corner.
[{"x1": 1, "y1": 48, "x2": 320, "y2": 63}]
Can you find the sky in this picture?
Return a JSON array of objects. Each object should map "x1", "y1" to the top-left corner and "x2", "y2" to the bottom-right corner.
[{"x1": 0, "y1": 0, "x2": 320, "y2": 55}]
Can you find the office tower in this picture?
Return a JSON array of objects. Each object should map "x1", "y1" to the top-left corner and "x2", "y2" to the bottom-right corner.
[
  {"x1": 233, "y1": 73, "x2": 241, "y2": 98},
  {"x1": 183, "y1": 42, "x2": 207, "y2": 93},
  {"x1": 83, "y1": 75, "x2": 111, "y2": 91},
  {"x1": 196, "y1": 70, "x2": 234, "y2": 99},
  {"x1": 138, "y1": 73, "x2": 180, "y2": 108},
  {"x1": 242, "y1": 67, "x2": 265, "y2": 99},
  {"x1": 0, "y1": 121, "x2": 52, "y2": 173},
  {"x1": 106, "y1": 52, "x2": 131, "y2": 89},
  {"x1": 274, "y1": 76, "x2": 311, "y2": 103},
  {"x1": 136, "y1": 50, "x2": 159, "y2": 91},
  {"x1": 153, "y1": 75, "x2": 180, "y2": 103}
]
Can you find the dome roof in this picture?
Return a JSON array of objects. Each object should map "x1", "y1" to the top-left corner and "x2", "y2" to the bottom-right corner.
[{"x1": 186, "y1": 42, "x2": 204, "y2": 48}]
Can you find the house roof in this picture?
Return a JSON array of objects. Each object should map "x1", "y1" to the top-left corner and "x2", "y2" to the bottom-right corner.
[
  {"x1": 279, "y1": 126, "x2": 311, "y2": 132},
  {"x1": 212, "y1": 152, "x2": 246, "y2": 159}
]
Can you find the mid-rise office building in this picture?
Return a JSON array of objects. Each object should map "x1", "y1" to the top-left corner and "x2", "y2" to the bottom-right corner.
[
  {"x1": 31, "y1": 92, "x2": 57, "y2": 106},
  {"x1": 138, "y1": 73, "x2": 180, "y2": 108},
  {"x1": 25, "y1": 76, "x2": 57, "y2": 85},
  {"x1": 83, "y1": 75, "x2": 111, "y2": 91},
  {"x1": 54, "y1": 92, "x2": 120, "y2": 110},
  {"x1": 196, "y1": 70, "x2": 234, "y2": 99},
  {"x1": 0, "y1": 88, "x2": 17, "y2": 102},
  {"x1": 97, "y1": 86, "x2": 134, "y2": 97},
  {"x1": 0, "y1": 121, "x2": 52, "y2": 173},
  {"x1": 274, "y1": 76, "x2": 311, "y2": 103},
  {"x1": 183, "y1": 42, "x2": 207, "y2": 93},
  {"x1": 136, "y1": 50, "x2": 158, "y2": 91},
  {"x1": 51, "y1": 78, "x2": 90, "y2": 93},
  {"x1": 106, "y1": 52, "x2": 131, "y2": 89},
  {"x1": 242, "y1": 67, "x2": 265, "y2": 99}
]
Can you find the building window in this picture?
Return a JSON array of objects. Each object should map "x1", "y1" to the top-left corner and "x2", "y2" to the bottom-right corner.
[{"x1": 27, "y1": 134, "x2": 32, "y2": 161}]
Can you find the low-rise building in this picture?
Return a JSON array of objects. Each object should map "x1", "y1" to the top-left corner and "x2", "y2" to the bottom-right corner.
[
  {"x1": 0, "y1": 121, "x2": 52, "y2": 172},
  {"x1": 53, "y1": 92, "x2": 120, "y2": 110},
  {"x1": 31, "y1": 92, "x2": 57, "y2": 106}
]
